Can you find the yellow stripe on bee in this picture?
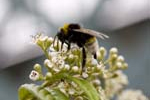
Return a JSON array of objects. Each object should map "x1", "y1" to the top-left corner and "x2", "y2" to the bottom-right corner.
[
  {"x1": 86, "y1": 37, "x2": 96, "y2": 44},
  {"x1": 60, "y1": 24, "x2": 69, "y2": 35}
]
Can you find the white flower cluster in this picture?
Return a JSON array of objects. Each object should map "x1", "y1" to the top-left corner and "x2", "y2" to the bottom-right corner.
[
  {"x1": 117, "y1": 89, "x2": 149, "y2": 100},
  {"x1": 29, "y1": 35, "x2": 148, "y2": 100},
  {"x1": 105, "y1": 71, "x2": 128, "y2": 98}
]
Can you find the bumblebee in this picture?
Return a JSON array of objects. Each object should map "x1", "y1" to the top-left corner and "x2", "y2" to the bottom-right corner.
[{"x1": 54, "y1": 23, "x2": 108, "y2": 69}]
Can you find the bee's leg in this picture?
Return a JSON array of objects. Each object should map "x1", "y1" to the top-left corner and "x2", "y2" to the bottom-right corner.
[
  {"x1": 57, "y1": 38, "x2": 59, "y2": 51},
  {"x1": 67, "y1": 35, "x2": 74, "y2": 51},
  {"x1": 67, "y1": 43, "x2": 70, "y2": 51},
  {"x1": 82, "y1": 47, "x2": 86, "y2": 72},
  {"x1": 64, "y1": 42, "x2": 70, "y2": 52},
  {"x1": 61, "y1": 41, "x2": 64, "y2": 50},
  {"x1": 94, "y1": 53, "x2": 97, "y2": 59}
]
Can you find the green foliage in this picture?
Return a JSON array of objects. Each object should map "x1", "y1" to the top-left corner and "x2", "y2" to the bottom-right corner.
[
  {"x1": 67, "y1": 76, "x2": 99, "y2": 100},
  {"x1": 19, "y1": 74, "x2": 99, "y2": 100},
  {"x1": 19, "y1": 84, "x2": 54, "y2": 100}
]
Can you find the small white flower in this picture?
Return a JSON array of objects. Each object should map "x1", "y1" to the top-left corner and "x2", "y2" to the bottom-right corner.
[
  {"x1": 96, "y1": 64, "x2": 103, "y2": 70},
  {"x1": 68, "y1": 88, "x2": 75, "y2": 95},
  {"x1": 53, "y1": 67, "x2": 60, "y2": 73},
  {"x1": 53, "y1": 39, "x2": 61, "y2": 49},
  {"x1": 49, "y1": 52, "x2": 58, "y2": 57},
  {"x1": 59, "y1": 65, "x2": 64, "y2": 70},
  {"x1": 31, "y1": 34, "x2": 42, "y2": 44},
  {"x1": 44, "y1": 59, "x2": 53, "y2": 68},
  {"x1": 82, "y1": 72, "x2": 89, "y2": 78},
  {"x1": 52, "y1": 57, "x2": 59, "y2": 63},
  {"x1": 49, "y1": 46, "x2": 56, "y2": 52},
  {"x1": 91, "y1": 58, "x2": 98, "y2": 65},
  {"x1": 48, "y1": 37, "x2": 53, "y2": 42},
  {"x1": 29, "y1": 70, "x2": 40, "y2": 81},
  {"x1": 71, "y1": 82, "x2": 78, "y2": 88},
  {"x1": 61, "y1": 44, "x2": 68, "y2": 52},
  {"x1": 58, "y1": 82, "x2": 67, "y2": 94},
  {"x1": 116, "y1": 71, "x2": 128, "y2": 85},
  {"x1": 69, "y1": 54, "x2": 74, "y2": 59},
  {"x1": 40, "y1": 36, "x2": 48, "y2": 41},
  {"x1": 44, "y1": 59, "x2": 49, "y2": 64},
  {"x1": 58, "y1": 59, "x2": 65, "y2": 66}
]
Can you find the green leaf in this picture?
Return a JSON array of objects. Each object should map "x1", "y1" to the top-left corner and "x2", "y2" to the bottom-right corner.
[
  {"x1": 47, "y1": 88, "x2": 69, "y2": 100},
  {"x1": 41, "y1": 73, "x2": 100, "y2": 100},
  {"x1": 18, "y1": 84, "x2": 54, "y2": 100},
  {"x1": 66, "y1": 75, "x2": 100, "y2": 100}
]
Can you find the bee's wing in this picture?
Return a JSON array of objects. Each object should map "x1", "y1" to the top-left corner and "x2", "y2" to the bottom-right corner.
[{"x1": 73, "y1": 28, "x2": 109, "y2": 39}]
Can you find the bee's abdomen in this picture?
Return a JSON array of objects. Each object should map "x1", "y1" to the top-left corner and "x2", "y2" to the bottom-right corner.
[{"x1": 85, "y1": 38, "x2": 99, "y2": 55}]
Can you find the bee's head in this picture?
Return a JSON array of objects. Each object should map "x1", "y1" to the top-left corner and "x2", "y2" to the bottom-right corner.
[{"x1": 56, "y1": 23, "x2": 81, "y2": 42}]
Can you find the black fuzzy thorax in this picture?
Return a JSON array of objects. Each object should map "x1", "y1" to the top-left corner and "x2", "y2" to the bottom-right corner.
[
  {"x1": 66, "y1": 24, "x2": 94, "y2": 47},
  {"x1": 68, "y1": 30, "x2": 94, "y2": 47}
]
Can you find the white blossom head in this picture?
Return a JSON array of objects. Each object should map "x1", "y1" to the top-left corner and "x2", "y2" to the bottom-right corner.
[{"x1": 29, "y1": 70, "x2": 40, "y2": 81}]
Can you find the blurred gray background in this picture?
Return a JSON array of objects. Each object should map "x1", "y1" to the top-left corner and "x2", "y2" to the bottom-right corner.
[{"x1": 0, "y1": 0, "x2": 149, "y2": 100}]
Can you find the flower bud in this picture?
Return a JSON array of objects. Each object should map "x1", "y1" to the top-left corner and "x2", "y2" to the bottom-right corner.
[
  {"x1": 92, "y1": 79, "x2": 101, "y2": 86},
  {"x1": 41, "y1": 36, "x2": 48, "y2": 41},
  {"x1": 117, "y1": 55, "x2": 125, "y2": 62},
  {"x1": 45, "y1": 37, "x2": 53, "y2": 50},
  {"x1": 72, "y1": 66, "x2": 79, "y2": 73},
  {"x1": 69, "y1": 54, "x2": 74, "y2": 59},
  {"x1": 111, "y1": 54, "x2": 118, "y2": 60},
  {"x1": 82, "y1": 72, "x2": 89, "y2": 78},
  {"x1": 45, "y1": 72, "x2": 52, "y2": 79},
  {"x1": 48, "y1": 37, "x2": 53, "y2": 43},
  {"x1": 109, "y1": 54, "x2": 118, "y2": 66},
  {"x1": 122, "y1": 63, "x2": 128, "y2": 69},
  {"x1": 39, "y1": 36, "x2": 49, "y2": 50},
  {"x1": 36, "y1": 39, "x2": 43, "y2": 49},
  {"x1": 33, "y1": 64, "x2": 42, "y2": 73},
  {"x1": 75, "y1": 96, "x2": 83, "y2": 100},
  {"x1": 110, "y1": 47, "x2": 118, "y2": 54},
  {"x1": 64, "y1": 64, "x2": 70, "y2": 70},
  {"x1": 99, "y1": 47, "x2": 107, "y2": 56},
  {"x1": 116, "y1": 62, "x2": 122, "y2": 68}
]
